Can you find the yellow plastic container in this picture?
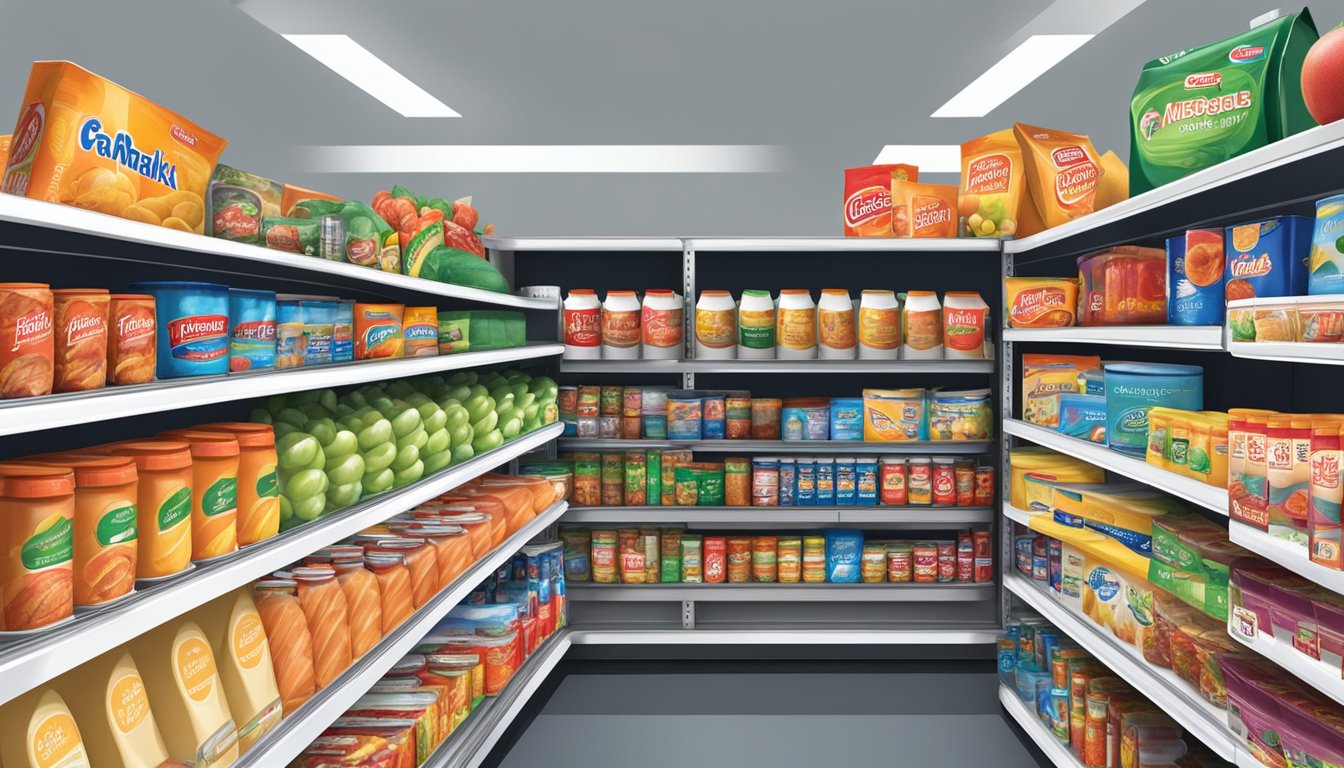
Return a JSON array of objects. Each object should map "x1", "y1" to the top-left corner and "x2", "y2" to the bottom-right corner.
[
  {"x1": 130, "y1": 619, "x2": 239, "y2": 767},
  {"x1": 1008, "y1": 447, "x2": 1105, "y2": 510},
  {"x1": 196, "y1": 589, "x2": 282, "y2": 754},
  {"x1": 0, "y1": 687, "x2": 91, "y2": 768},
  {"x1": 160, "y1": 431, "x2": 240, "y2": 562},
  {"x1": 53, "y1": 648, "x2": 173, "y2": 768}
]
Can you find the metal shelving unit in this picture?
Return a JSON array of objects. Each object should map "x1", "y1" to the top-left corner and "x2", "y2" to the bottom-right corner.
[
  {"x1": 236, "y1": 500, "x2": 569, "y2": 768},
  {"x1": 1227, "y1": 522, "x2": 1344, "y2": 595},
  {"x1": 558, "y1": 358, "x2": 994, "y2": 374},
  {"x1": 999, "y1": 685, "x2": 1082, "y2": 768},
  {"x1": 569, "y1": 582, "x2": 995, "y2": 602},
  {"x1": 0, "y1": 422, "x2": 563, "y2": 708},
  {"x1": 0, "y1": 343, "x2": 563, "y2": 437},
  {"x1": 1002, "y1": 325, "x2": 1224, "y2": 350},
  {"x1": 560, "y1": 505, "x2": 994, "y2": 527},
  {"x1": 1228, "y1": 611, "x2": 1344, "y2": 709},
  {"x1": 557, "y1": 437, "x2": 992, "y2": 454},
  {"x1": 686, "y1": 236, "x2": 1002, "y2": 252}
]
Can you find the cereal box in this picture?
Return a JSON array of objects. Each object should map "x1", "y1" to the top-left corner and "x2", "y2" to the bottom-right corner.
[
  {"x1": 1309, "y1": 193, "x2": 1344, "y2": 295},
  {"x1": 842, "y1": 164, "x2": 917, "y2": 237},
  {"x1": 1021, "y1": 354, "x2": 1100, "y2": 428},
  {"x1": 1224, "y1": 216, "x2": 1312, "y2": 301},
  {"x1": 1167, "y1": 229, "x2": 1226, "y2": 325},
  {"x1": 2, "y1": 61, "x2": 226, "y2": 233}
]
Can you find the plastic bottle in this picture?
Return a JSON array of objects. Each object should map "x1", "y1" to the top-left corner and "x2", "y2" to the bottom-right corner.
[
  {"x1": 903, "y1": 290, "x2": 945, "y2": 359},
  {"x1": 600, "y1": 290, "x2": 641, "y2": 359},
  {"x1": 817, "y1": 289, "x2": 856, "y2": 360},
  {"x1": 130, "y1": 619, "x2": 240, "y2": 767},
  {"x1": 0, "y1": 688, "x2": 93, "y2": 768},
  {"x1": 641, "y1": 289, "x2": 684, "y2": 359},
  {"x1": 776, "y1": 290, "x2": 818, "y2": 360},
  {"x1": 54, "y1": 648, "x2": 174, "y2": 768},
  {"x1": 738, "y1": 290, "x2": 776, "y2": 359},
  {"x1": 943, "y1": 291, "x2": 989, "y2": 359},
  {"x1": 196, "y1": 588, "x2": 283, "y2": 754},
  {"x1": 562, "y1": 289, "x2": 601, "y2": 359},
  {"x1": 694, "y1": 290, "x2": 737, "y2": 359},
  {"x1": 858, "y1": 290, "x2": 901, "y2": 360}
]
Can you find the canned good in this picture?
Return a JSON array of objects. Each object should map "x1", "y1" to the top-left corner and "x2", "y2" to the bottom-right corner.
[
  {"x1": 974, "y1": 466, "x2": 995, "y2": 506},
  {"x1": 592, "y1": 530, "x2": 617, "y2": 583},
  {"x1": 751, "y1": 398, "x2": 782, "y2": 439},
  {"x1": 802, "y1": 535, "x2": 826, "y2": 583},
  {"x1": 680, "y1": 535, "x2": 703, "y2": 583},
  {"x1": 601, "y1": 453, "x2": 624, "y2": 506},
  {"x1": 954, "y1": 460, "x2": 976, "y2": 507},
  {"x1": 704, "y1": 536, "x2": 726, "y2": 583},
  {"x1": 702, "y1": 394, "x2": 726, "y2": 439},
  {"x1": 815, "y1": 458, "x2": 835, "y2": 506},
  {"x1": 558, "y1": 386, "x2": 579, "y2": 419},
  {"x1": 778, "y1": 458, "x2": 796, "y2": 506},
  {"x1": 726, "y1": 397, "x2": 752, "y2": 439},
  {"x1": 599, "y1": 415, "x2": 621, "y2": 439},
  {"x1": 886, "y1": 544, "x2": 912, "y2": 582},
  {"x1": 835, "y1": 457, "x2": 857, "y2": 506},
  {"x1": 880, "y1": 458, "x2": 907, "y2": 505},
  {"x1": 600, "y1": 386, "x2": 622, "y2": 415},
  {"x1": 623, "y1": 387, "x2": 642, "y2": 417},
  {"x1": 861, "y1": 544, "x2": 886, "y2": 583},
  {"x1": 777, "y1": 537, "x2": 801, "y2": 583},
  {"x1": 937, "y1": 541, "x2": 956, "y2": 582},
  {"x1": 577, "y1": 386, "x2": 600, "y2": 418},
  {"x1": 974, "y1": 530, "x2": 994, "y2": 583},
  {"x1": 752, "y1": 458, "x2": 779, "y2": 507},
  {"x1": 957, "y1": 532, "x2": 974, "y2": 582},
  {"x1": 727, "y1": 537, "x2": 752, "y2": 583},
  {"x1": 913, "y1": 542, "x2": 937, "y2": 583},
  {"x1": 932, "y1": 457, "x2": 956, "y2": 505},
  {"x1": 725, "y1": 457, "x2": 751, "y2": 507},
  {"x1": 751, "y1": 536, "x2": 777, "y2": 582},
  {"x1": 908, "y1": 458, "x2": 932, "y2": 505},
  {"x1": 625, "y1": 452, "x2": 647, "y2": 506},
  {"x1": 622, "y1": 415, "x2": 642, "y2": 439},
  {"x1": 646, "y1": 451, "x2": 662, "y2": 506},
  {"x1": 573, "y1": 453, "x2": 600, "y2": 506}
]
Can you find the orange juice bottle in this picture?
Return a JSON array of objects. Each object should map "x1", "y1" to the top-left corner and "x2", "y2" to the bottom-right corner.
[
  {"x1": 192, "y1": 423, "x2": 278, "y2": 546},
  {"x1": 161, "y1": 430, "x2": 240, "y2": 561},
  {"x1": 0, "y1": 463, "x2": 75, "y2": 631},
  {"x1": 95, "y1": 441, "x2": 193, "y2": 580},
  {"x1": 28, "y1": 454, "x2": 137, "y2": 607}
]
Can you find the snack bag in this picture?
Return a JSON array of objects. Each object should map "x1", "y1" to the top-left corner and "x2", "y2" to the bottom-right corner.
[
  {"x1": 842, "y1": 164, "x2": 917, "y2": 237},
  {"x1": 1015, "y1": 123, "x2": 1103, "y2": 229},
  {"x1": 1128, "y1": 10, "x2": 1318, "y2": 194},
  {"x1": 1094, "y1": 151, "x2": 1128, "y2": 210},
  {"x1": 2, "y1": 61, "x2": 226, "y2": 232},
  {"x1": 890, "y1": 180, "x2": 957, "y2": 238},
  {"x1": 959, "y1": 129, "x2": 1023, "y2": 238},
  {"x1": 281, "y1": 183, "x2": 340, "y2": 217},
  {"x1": 207, "y1": 164, "x2": 283, "y2": 244},
  {"x1": 0, "y1": 135, "x2": 10, "y2": 170}
]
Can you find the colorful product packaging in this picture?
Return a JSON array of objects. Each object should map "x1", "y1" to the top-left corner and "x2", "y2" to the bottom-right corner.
[
  {"x1": 1020, "y1": 354, "x2": 1100, "y2": 428},
  {"x1": 1004, "y1": 277, "x2": 1077, "y2": 328},
  {"x1": 402, "y1": 306, "x2": 439, "y2": 357},
  {"x1": 862, "y1": 388, "x2": 926, "y2": 441},
  {"x1": 1015, "y1": 123, "x2": 1103, "y2": 229},
  {"x1": 1225, "y1": 216, "x2": 1313, "y2": 300},
  {"x1": 207, "y1": 165, "x2": 283, "y2": 243},
  {"x1": 1167, "y1": 230, "x2": 1226, "y2": 325},
  {"x1": 353, "y1": 303, "x2": 405, "y2": 360},
  {"x1": 1077, "y1": 246, "x2": 1167, "y2": 325},
  {"x1": 842, "y1": 164, "x2": 917, "y2": 237},
  {"x1": 129, "y1": 281, "x2": 230, "y2": 378},
  {"x1": 227, "y1": 288, "x2": 276, "y2": 372},
  {"x1": 928, "y1": 388, "x2": 992, "y2": 441},
  {"x1": 106, "y1": 293, "x2": 156, "y2": 385},
  {"x1": 959, "y1": 129, "x2": 1024, "y2": 238},
  {"x1": 1309, "y1": 193, "x2": 1344, "y2": 295},
  {"x1": 890, "y1": 180, "x2": 957, "y2": 238},
  {"x1": 829, "y1": 398, "x2": 864, "y2": 441},
  {"x1": 1057, "y1": 393, "x2": 1107, "y2": 443}
]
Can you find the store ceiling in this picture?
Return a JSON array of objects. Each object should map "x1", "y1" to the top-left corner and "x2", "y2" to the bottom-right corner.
[{"x1": 0, "y1": 0, "x2": 1342, "y2": 236}]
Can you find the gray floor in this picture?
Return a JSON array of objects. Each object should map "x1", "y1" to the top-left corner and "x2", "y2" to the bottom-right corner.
[{"x1": 498, "y1": 670, "x2": 1044, "y2": 767}]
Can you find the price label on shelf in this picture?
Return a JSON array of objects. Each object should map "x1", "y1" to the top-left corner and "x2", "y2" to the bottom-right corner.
[{"x1": 1231, "y1": 605, "x2": 1259, "y2": 641}]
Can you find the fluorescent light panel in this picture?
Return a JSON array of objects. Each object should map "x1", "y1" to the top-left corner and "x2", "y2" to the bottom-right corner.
[
  {"x1": 282, "y1": 34, "x2": 459, "y2": 118},
  {"x1": 297, "y1": 145, "x2": 785, "y2": 173},
  {"x1": 870, "y1": 145, "x2": 961, "y2": 173},
  {"x1": 932, "y1": 34, "x2": 1094, "y2": 118}
]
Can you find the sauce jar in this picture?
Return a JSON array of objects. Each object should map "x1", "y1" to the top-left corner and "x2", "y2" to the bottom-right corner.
[
  {"x1": 907, "y1": 457, "x2": 933, "y2": 505},
  {"x1": 817, "y1": 288, "x2": 856, "y2": 360},
  {"x1": 600, "y1": 290, "x2": 640, "y2": 360},
  {"x1": 858, "y1": 290, "x2": 900, "y2": 360},
  {"x1": 0, "y1": 283, "x2": 54, "y2": 399},
  {"x1": 776, "y1": 289, "x2": 817, "y2": 360},
  {"x1": 694, "y1": 290, "x2": 736, "y2": 359},
  {"x1": 562, "y1": 289, "x2": 601, "y2": 360},
  {"x1": 932, "y1": 457, "x2": 957, "y2": 506},
  {"x1": 0, "y1": 464, "x2": 75, "y2": 630},
  {"x1": 95, "y1": 440, "x2": 193, "y2": 580},
  {"x1": 737, "y1": 289, "x2": 775, "y2": 360},
  {"x1": 640, "y1": 289, "x2": 683, "y2": 360},
  {"x1": 193, "y1": 422, "x2": 279, "y2": 546}
]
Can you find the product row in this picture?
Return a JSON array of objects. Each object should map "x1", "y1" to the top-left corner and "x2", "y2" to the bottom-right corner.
[
  {"x1": 559, "y1": 527, "x2": 993, "y2": 584},
  {"x1": 560, "y1": 385, "x2": 993, "y2": 442},
  {"x1": 1000, "y1": 619, "x2": 1223, "y2": 768},
  {"x1": 562, "y1": 288, "x2": 990, "y2": 361},
  {"x1": 557, "y1": 450, "x2": 994, "y2": 508}
]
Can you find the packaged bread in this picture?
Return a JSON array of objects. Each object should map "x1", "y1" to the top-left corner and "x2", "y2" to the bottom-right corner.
[{"x1": 1015, "y1": 123, "x2": 1103, "y2": 229}]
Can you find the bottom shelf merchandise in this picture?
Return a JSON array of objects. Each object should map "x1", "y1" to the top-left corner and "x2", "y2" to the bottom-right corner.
[{"x1": 559, "y1": 526, "x2": 993, "y2": 584}]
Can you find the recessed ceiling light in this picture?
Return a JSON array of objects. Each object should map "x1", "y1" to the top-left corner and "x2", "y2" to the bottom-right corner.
[
  {"x1": 282, "y1": 34, "x2": 460, "y2": 118},
  {"x1": 296, "y1": 145, "x2": 786, "y2": 173},
  {"x1": 870, "y1": 145, "x2": 962, "y2": 173},
  {"x1": 932, "y1": 34, "x2": 1094, "y2": 118}
]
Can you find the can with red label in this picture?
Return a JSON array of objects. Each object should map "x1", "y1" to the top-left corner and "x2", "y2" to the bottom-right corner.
[
  {"x1": 880, "y1": 457, "x2": 907, "y2": 505},
  {"x1": 912, "y1": 543, "x2": 938, "y2": 583},
  {"x1": 704, "y1": 536, "x2": 726, "y2": 583},
  {"x1": 932, "y1": 457, "x2": 956, "y2": 506},
  {"x1": 907, "y1": 458, "x2": 932, "y2": 505},
  {"x1": 937, "y1": 541, "x2": 956, "y2": 582},
  {"x1": 973, "y1": 530, "x2": 994, "y2": 582},
  {"x1": 957, "y1": 531, "x2": 974, "y2": 582},
  {"x1": 974, "y1": 465, "x2": 995, "y2": 506},
  {"x1": 954, "y1": 460, "x2": 976, "y2": 506},
  {"x1": 563, "y1": 289, "x2": 601, "y2": 359}
]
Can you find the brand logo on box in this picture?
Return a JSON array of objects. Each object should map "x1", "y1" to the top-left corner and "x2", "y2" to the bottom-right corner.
[
  {"x1": 232, "y1": 319, "x2": 276, "y2": 341},
  {"x1": 1229, "y1": 45, "x2": 1265, "y2": 63},
  {"x1": 78, "y1": 117, "x2": 178, "y2": 190},
  {"x1": 845, "y1": 186, "x2": 891, "y2": 227},
  {"x1": 1050, "y1": 145, "x2": 1089, "y2": 168},
  {"x1": 168, "y1": 315, "x2": 227, "y2": 348},
  {"x1": 1184, "y1": 72, "x2": 1222, "y2": 89}
]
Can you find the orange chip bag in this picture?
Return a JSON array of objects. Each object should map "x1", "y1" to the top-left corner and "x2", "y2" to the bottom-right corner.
[
  {"x1": 843, "y1": 164, "x2": 917, "y2": 237},
  {"x1": 1014, "y1": 122, "x2": 1103, "y2": 229},
  {"x1": 960, "y1": 129, "x2": 1024, "y2": 238},
  {"x1": 2, "y1": 61, "x2": 226, "y2": 233},
  {"x1": 0, "y1": 135, "x2": 10, "y2": 171},
  {"x1": 891, "y1": 180, "x2": 957, "y2": 238}
]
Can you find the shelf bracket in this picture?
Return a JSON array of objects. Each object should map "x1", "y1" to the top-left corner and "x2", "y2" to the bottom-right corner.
[{"x1": 681, "y1": 599, "x2": 696, "y2": 630}]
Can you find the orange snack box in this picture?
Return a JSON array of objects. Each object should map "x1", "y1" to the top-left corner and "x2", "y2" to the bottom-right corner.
[
  {"x1": 0, "y1": 463, "x2": 75, "y2": 631},
  {"x1": 1015, "y1": 122, "x2": 1104, "y2": 229},
  {"x1": 106, "y1": 293, "x2": 156, "y2": 385},
  {"x1": 890, "y1": 180, "x2": 958, "y2": 238},
  {"x1": 354, "y1": 303, "x2": 405, "y2": 360},
  {"x1": 843, "y1": 164, "x2": 917, "y2": 237},
  {"x1": 1005, "y1": 277, "x2": 1079, "y2": 328},
  {"x1": 960, "y1": 129, "x2": 1025, "y2": 238},
  {"x1": 2, "y1": 61, "x2": 226, "y2": 232},
  {"x1": 0, "y1": 282, "x2": 54, "y2": 399},
  {"x1": 402, "y1": 306, "x2": 439, "y2": 358},
  {"x1": 51, "y1": 288, "x2": 108, "y2": 393}
]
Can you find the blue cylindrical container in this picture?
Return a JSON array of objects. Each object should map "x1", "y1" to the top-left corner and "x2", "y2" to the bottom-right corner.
[
  {"x1": 795, "y1": 458, "x2": 816, "y2": 505},
  {"x1": 129, "y1": 281, "x2": 230, "y2": 379},
  {"x1": 228, "y1": 288, "x2": 277, "y2": 371},
  {"x1": 815, "y1": 458, "x2": 835, "y2": 506},
  {"x1": 1104, "y1": 362, "x2": 1203, "y2": 456},
  {"x1": 835, "y1": 457, "x2": 857, "y2": 506},
  {"x1": 778, "y1": 458, "x2": 796, "y2": 506}
]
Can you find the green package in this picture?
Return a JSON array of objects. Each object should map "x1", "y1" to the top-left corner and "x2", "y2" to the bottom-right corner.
[
  {"x1": 436, "y1": 310, "x2": 525, "y2": 354},
  {"x1": 291, "y1": 198, "x2": 401, "y2": 271},
  {"x1": 646, "y1": 450, "x2": 662, "y2": 506},
  {"x1": 1129, "y1": 9, "x2": 1318, "y2": 194},
  {"x1": 674, "y1": 466, "x2": 725, "y2": 506},
  {"x1": 1148, "y1": 521, "x2": 1233, "y2": 621},
  {"x1": 260, "y1": 217, "x2": 319, "y2": 257}
]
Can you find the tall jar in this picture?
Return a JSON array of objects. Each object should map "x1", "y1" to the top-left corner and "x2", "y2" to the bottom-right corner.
[
  {"x1": 817, "y1": 289, "x2": 856, "y2": 360},
  {"x1": 903, "y1": 290, "x2": 944, "y2": 359},
  {"x1": 600, "y1": 290, "x2": 641, "y2": 360},
  {"x1": 943, "y1": 291, "x2": 989, "y2": 359},
  {"x1": 858, "y1": 290, "x2": 900, "y2": 360},
  {"x1": 562, "y1": 289, "x2": 601, "y2": 359},
  {"x1": 641, "y1": 289, "x2": 684, "y2": 360},
  {"x1": 776, "y1": 290, "x2": 817, "y2": 360},
  {"x1": 737, "y1": 290, "x2": 776, "y2": 359},
  {"x1": 0, "y1": 282, "x2": 54, "y2": 399},
  {"x1": 694, "y1": 290, "x2": 737, "y2": 359},
  {"x1": 51, "y1": 288, "x2": 109, "y2": 393}
]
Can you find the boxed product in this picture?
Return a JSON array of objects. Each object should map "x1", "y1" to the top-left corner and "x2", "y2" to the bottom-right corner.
[
  {"x1": 842, "y1": 164, "x2": 917, "y2": 237},
  {"x1": 1004, "y1": 277, "x2": 1078, "y2": 328},
  {"x1": 862, "y1": 388, "x2": 926, "y2": 441},
  {"x1": 1309, "y1": 193, "x2": 1344, "y2": 295},
  {"x1": 1057, "y1": 393, "x2": 1106, "y2": 443},
  {"x1": 2, "y1": 61, "x2": 226, "y2": 232},
  {"x1": 1077, "y1": 246, "x2": 1167, "y2": 325},
  {"x1": 1020, "y1": 354, "x2": 1100, "y2": 428},
  {"x1": 1167, "y1": 230, "x2": 1226, "y2": 325},
  {"x1": 890, "y1": 180, "x2": 957, "y2": 238},
  {"x1": 1225, "y1": 216, "x2": 1313, "y2": 300}
]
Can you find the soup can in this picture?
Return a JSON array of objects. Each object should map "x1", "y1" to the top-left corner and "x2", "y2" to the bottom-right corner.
[
  {"x1": 887, "y1": 544, "x2": 912, "y2": 583},
  {"x1": 880, "y1": 458, "x2": 907, "y2": 505},
  {"x1": 954, "y1": 460, "x2": 976, "y2": 506},
  {"x1": 937, "y1": 542, "x2": 956, "y2": 582},
  {"x1": 727, "y1": 537, "x2": 752, "y2": 583},
  {"x1": 932, "y1": 458, "x2": 956, "y2": 505}
]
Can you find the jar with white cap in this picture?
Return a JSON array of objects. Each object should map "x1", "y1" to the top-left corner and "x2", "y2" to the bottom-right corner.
[
  {"x1": 858, "y1": 290, "x2": 900, "y2": 360},
  {"x1": 695, "y1": 290, "x2": 737, "y2": 359},
  {"x1": 817, "y1": 288, "x2": 856, "y2": 360},
  {"x1": 776, "y1": 289, "x2": 817, "y2": 360},
  {"x1": 738, "y1": 289, "x2": 775, "y2": 359},
  {"x1": 563, "y1": 289, "x2": 601, "y2": 359},
  {"x1": 601, "y1": 290, "x2": 641, "y2": 359},
  {"x1": 641, "y1": 289, "x2": 684, "y2": 359},
  {"x1": 902, "y1": 290, "x2": 944, "y2": 360}
]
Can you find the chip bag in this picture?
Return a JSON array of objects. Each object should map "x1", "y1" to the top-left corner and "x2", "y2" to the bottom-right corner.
[
  {"x1": 890, "y1": 180, "x2": 957, "y2": 238},
  {"x1": 1015, "y1": 123, "x2": 1103, "y2": 229},
  {"x1": 0, "y1": 135, "x2": 10, "y2": 171},
  {"x1": 1129, "y1": 9, "x2": 1318, "y2": 194},
  {"x1": 2, "y1": 61, "x2": 226, "y2": 233},
  {"x1": 291, "y1": 198, "x2": 400, "y2": 272},
  {"x1": 959, "y1": 129, "x2": 1024, "y2": 238},
  {"x1": 842, "y1": 164, "x2": 917, "y2": 237}
]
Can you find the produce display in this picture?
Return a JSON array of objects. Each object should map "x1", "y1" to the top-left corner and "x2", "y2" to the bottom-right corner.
[
  {"x1": 560, "y1": 384, "x2": 992, "y2": 443},
  {"x1": 251, "y1": 369, "x2": 559, "y2": 530},
  {"x1": 1000, "y1": 620, "x2": 1226, "y2": 768},
  {"x1": 560, "y1": 526, "x2": 992, "y2": 584}
]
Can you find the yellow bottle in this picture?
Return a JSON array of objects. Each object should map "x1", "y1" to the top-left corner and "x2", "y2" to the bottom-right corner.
[
  {"x1": 52, "y1": 649, "x2": 171, "y2": 768},
  {"x1": 131, "y1": 619, "x2": 239, "y2": 768},
  {"x1": 0, "y1": 687, "x2": 92, "y2": 768},
  {"x1": 196, "y1": 589, "x2": 283, "y2": 754}
]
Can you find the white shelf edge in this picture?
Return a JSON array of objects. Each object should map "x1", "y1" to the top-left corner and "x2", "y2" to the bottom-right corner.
[
  {"x1": 685, "y1": 236, "x2": 1002, "y2": 252},
  {"x1": 1002, "y1": 503, "x2": 1037, "y2": 527},
  {"x1": 567, "y1": 582, "x2": 995, "y2": 602},
  {"x1": 566, "y1": 627, "x2": 999, "y2": 645},
  {"x1": 484, "y1": 236, "x2": 684, "y2": 251},
  {"x1": 560, "y1": 505, "x2": 995, "y2": 527},
  {"x1": 1006, "y1": 574, "x2": 1240, "y2": 760},
  {"x1": 558, "y1": 358, "x2": 996, "y2": 374},
  {"x1": 1003, "y1": 326, "x2": 1225, "y2": 351},
  {"x1": 0, "y1": 422, "x2": 563, "y2": 707},
  {"x1": 0, "y1": 194, "x2": 558, "y2": 309},
  {"x1": 0, "y1": 344, "x2": 564, "y2": 437},
  {"x1": 556, "y1": 438, "x2": 993, "y2": 455},
  {"x1": 1227, "y1": 340, "x2": 1344, "y2": 366},
  {"x1": 1004, "y1": 121, "x2": 1344, "y2": 255},
  {"x1": 999, "y1": 684, "x2": 1083, "y2": 768},
  {"x1": 1003, "y1": 419, "x2": 1228, "y2": 514},
  {"x1": 1227, "y1": 616, "x2": 1344, "y2": 709},
  {"x1": 236, "y1": 500, "x2": 570, "y2": 768},
  {"x1": 1227, "y1": 522, "x2": 1344, "y2": 596}
]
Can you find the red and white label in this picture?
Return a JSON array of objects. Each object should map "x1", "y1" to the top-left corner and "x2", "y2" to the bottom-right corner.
[
  {"x1": 1229, "y1": 45, "x2": 1265, "y2": 62},
  {"x1": 66, "y1": 313, "x2": 105, "y2": 345},
  {"x1": 13, "y1": 308, "x2": 51, "y2": 350},
  {"x1": 8, "y1": 102, "x2": 44, "y2": 167},
  {"x1": 965, "y1": 154, "x2": 1011, "y2": 194},
  {"x1": 1054, "y1": 159, "x2": 1099, "y2": 206},
  {"x1": 168, "y1": 314, "x2": 227, "y2": 347},
  {"x1": 1051, "y1": 145, "x2": 1090, "y2": 168},
  {"x1": 1184, "y1": 72, "x2": 1223, "y2": 89},
  {"x1": 642, "y1": 306, "x2": 683, "y2": 348},
  {"x1": 601, "y1": 309, "x2": 640, "y2": 348},
  {"x1": 844, "y1": 186, "x2": 891, "y2": 228},
  {"x1": 564, "y1": 307, "x2": 600, "y2": 347},
  {"x1": 170, "y1": 123, "x2": 198, "y2": 147},
  {"x1": 116, "y1": 313, "x2": 155, "y2": 342}
]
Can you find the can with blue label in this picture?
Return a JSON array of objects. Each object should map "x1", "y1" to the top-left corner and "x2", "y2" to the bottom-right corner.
[
  {"x1": 1167, "y1": 229, "x2": 1225, "y2": 325},
  {"x1": 228, "y1": 288, "x2": 276, "y2": 371},
  {"x1": 130, "y1": 281, "x2": 230, "y2": 378}
]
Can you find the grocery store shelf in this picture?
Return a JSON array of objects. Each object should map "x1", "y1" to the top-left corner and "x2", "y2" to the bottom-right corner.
[
  {"x1": 568, "y1": 582, "x2": 995, "y2": 602},
  {"x1": 0, "y1": 194, "x2": 559, "y2": 309},
  {"x1": 999, "y1": 684, "x2": 1081, "y2": 768},
  {"x1": 0, "y1": 422, "x2": 562, "y2": 708},
  {"x1": 1002, "y1": 503, "x2": 1037, "y2": 527},
  {"x1": 484, "y1": 236, "x2": 684, "y2": 251},
  {"x1": 558, "y1": 357, "x2": 995, "y2": 374},
  {"x1": 1003, "y1": 325, "x2": 1224, "y2": 351},
  {"x1": 1004, "y1": 120, "x2": 1344, "y2": 260},
  {"x1": 1227, "y1": 340, "x2": 1344, "y2": 366},
  {"x1": 568, "y1": 627, "x2": 999, "y2": 644},
  {"x1": 1228, "y1": 522, "x2": 1344, "y2": 596},
  {"x1": 1228, "y1": 614, "x2": 1344, "y2": 709},
  {"x1": 1003, "y1": 419, "x2": 1228, "y2": 514},
  {"x1": 1006, "y1": 574, "x2": 1240, "y2": 760},
  {"x1": 686, "y1": 236, "x2": 1002, "y2": 252},
  {"x1": 561, "y1": 505, "x2": 995, "y2": 527},
  {"x1": 237, "y1": 499, "x2": 569, "y2": 768},
  {"x1": 557, "y1": 438, "x2": 992, "y2": 454},
  {"x1": 0, "y1": 343, "x2": 564, "y2": 437}
]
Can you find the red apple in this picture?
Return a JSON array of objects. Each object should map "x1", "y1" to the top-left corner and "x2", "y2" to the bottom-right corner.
[{"x1": 1303, "y1": 24, "x2": 1344, "y2": 125}]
